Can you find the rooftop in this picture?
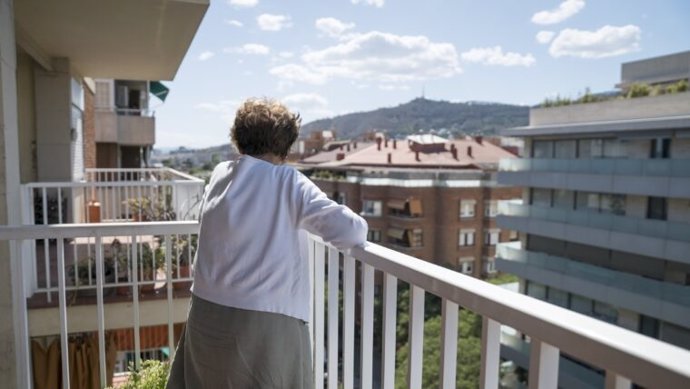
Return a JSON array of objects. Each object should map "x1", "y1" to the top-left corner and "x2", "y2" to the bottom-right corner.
[{"x1": 302, "y1": 136, "x2": 516, "y2": 169}]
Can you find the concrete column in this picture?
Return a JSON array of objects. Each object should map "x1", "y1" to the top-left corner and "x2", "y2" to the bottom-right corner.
[
  {"x1": 0, "y1": 0, "x2": 30, "y2": 387},
  {"x1": 34, "y1": 57, "x2": 73, "y2": 181}
]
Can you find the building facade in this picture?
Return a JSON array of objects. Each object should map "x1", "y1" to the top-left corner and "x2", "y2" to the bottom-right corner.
[
  {"x1": 497, "y1": 51, "x2": 690, "y2": 388},
  {"x1": 303, "y1": 134, "x2": 521, "y2": 278}
]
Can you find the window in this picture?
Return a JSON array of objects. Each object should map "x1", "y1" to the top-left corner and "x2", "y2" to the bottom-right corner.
[
  {"x1": 361, "y1": 200, "x2": 382, "y2": 216},
  {"x1": 388, "y1": 198, "x2": 423, "y2": 217},
  {"x1": 571, "y1": 294, "x2": 593, "y2": 315},
  {"x1": 593, "y1": 301, "x2": 617, "y2": 324},
  {"x1": 546, "y1": 288, "x2": 568, "y2": 308},
  {"x1": 459, "y1": 199, "x2": 476, "y2": 218},
  {"x1": 484, "y1": 200, "x2": 498, "y2": 217},
  {"x1": 484, "y1": 229, "x2": 500, "y2": 246},
  {"x1": 650, "y1": 138, "x2": 671, "y2": 159},
  {"x1": 388, "y1": 227, "x2": 423, "y2": 248},
  {"x1": 459, "y1": 257, "x2": 474, "y2": 275},
  {"x1": 554, "y1": 140, "x2": 577, "y2": 158},
  {"x1": 532, "y1": 140, "x2": 553, "y2": 158},
  {"x1": 553, "y1": 189, "x2": 574, "y2": 209},
  {"x1": 367, "y1": 229, "x2": 381, "y2": 243},
  {"x1": 639, "y1": 315, "x2": 660, "y2": 338},
  {"x1": 484, "y1": 257, "x2": 496, "y2": 274},
  {"x1": 458, "y1": 229, "x2": 475, "y2": 246},
  {"x1": 647, "y1": 197, "x2": 667, "y2": 220},
  {"x1": 531, "y1": 188, "x2": 552, "y2": 207},
  {"x1": 526, "y1": 282, "x2": 546, "y2": 300},
  {"x1": 334, "y1": 192, "x2": 346, "y2": 205}
]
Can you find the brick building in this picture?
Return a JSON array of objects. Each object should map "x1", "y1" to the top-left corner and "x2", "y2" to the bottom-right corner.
[{"x1": 300, "y1": 134, "x2": 521, "y2": 278}]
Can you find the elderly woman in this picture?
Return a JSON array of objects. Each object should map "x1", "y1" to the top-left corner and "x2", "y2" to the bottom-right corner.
[{"x1": 167, "y1": 98, "x2": 368, "y2": 389}]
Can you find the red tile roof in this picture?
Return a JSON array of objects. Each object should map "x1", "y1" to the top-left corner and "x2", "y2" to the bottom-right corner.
[{"x1": 304, "y1": 137, "x2": 516, "y2": 169}]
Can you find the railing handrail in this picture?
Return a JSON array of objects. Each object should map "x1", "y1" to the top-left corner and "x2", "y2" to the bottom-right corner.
[
  {"x1": 0, "y1": 221, "x2": 199, "y2": 240},
  {"x1": 342, "y1": 241, "x2": 690, "y2": 388},
  {"x1": 500, "y1": 202, "x2": 690, "y2": 243},
  {"x1": 496, "y1": 242, "x2": 690, "y2": 307},
  {"x1": 22, "y1": 180, "x2": 204, "y2": 188}
]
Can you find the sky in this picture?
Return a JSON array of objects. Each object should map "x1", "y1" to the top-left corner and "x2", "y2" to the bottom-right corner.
[{"x1": 153, "y1": 0, "x2": 690, "y2": 148}]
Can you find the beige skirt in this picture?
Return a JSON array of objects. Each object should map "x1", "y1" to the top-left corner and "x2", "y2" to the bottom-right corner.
[{"x1": 167, "y1": 295, "x2": 313, "y2": 389}]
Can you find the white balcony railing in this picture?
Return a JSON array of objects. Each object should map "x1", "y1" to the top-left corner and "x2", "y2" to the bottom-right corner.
[
  {"x1": 3, "y1": 223, "x2": 690, "y2": 389},
  {"x1": 22, "y1": 168, "x2": 204, "y2": 225},
  {"x1": 498, "y1": 202, "x2": 690, "y2": 243},
  {"x1": 499, "y1": 157, "x2": 690, "y2": 177}
]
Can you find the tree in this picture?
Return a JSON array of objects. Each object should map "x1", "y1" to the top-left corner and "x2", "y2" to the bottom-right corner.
[{"x1": 394, "y1": 309, "x2": 482, "y2": 389}]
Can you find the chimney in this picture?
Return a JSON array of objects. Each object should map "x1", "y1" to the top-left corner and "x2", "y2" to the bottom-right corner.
[
  {"x1": 347, "y1": 144, "x2": 351, "y2": 152},
  {"x1": 475, "y1": 136, "x2": 483, "y2": 145},
  {"x1": 385, "y1": 138, "x2": 389, "y2": 148},
  {"x1": 451, "y1": 147, "x2": 458, "y2": 160},
  {"x1": 415, "y1": 151, "x2": 420, "y2": 162},
  {"x1": 393, "y1": 139, "x2": 397, "y2": 149},
  {"x1": 387, "y1": 152, "x2": 392, "y2": 164},
  {"x1": 467, "y1": 146, "x2": 473, "y2": 158},
  {"x1": 376, "y1": 137, "x2": 382, "y2": 151},
  {"x1": 336, "y1": 153, "x2": 345, "y2": 161}
]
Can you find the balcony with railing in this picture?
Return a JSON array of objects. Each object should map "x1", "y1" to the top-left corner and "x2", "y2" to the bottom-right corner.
[
  {"x1": 3, "y1": 222, "x2": 690, "y2": 388},
  {"x1": 497, "y1": 202, "x2": 690, "y2": 264},
  {"x1": 495, "y1": 242, "x2": 690, "y2": 329},
  {"x1": 23, "y1": 167, "x2": 205, "y2": 226},
  {"x1": 498, "y1": 158, "x2": 690, "y2": 198}
]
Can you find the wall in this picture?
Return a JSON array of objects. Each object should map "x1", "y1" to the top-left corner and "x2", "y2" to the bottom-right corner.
[
  {"x1": 82, "y1": 81, "x2": 96, "y2": 169},
  {"x1": 672, "y1": 138, "x2": 690, "y2": 158},
  {"x1": 668, "y1": 198, "x2": 690, "y2": 223},
  {"x1": 530, "y1": 93, "x2": 690, "y2": 126},
  {"x1": 16, "y1": 49, "x2": 36, "y2": 183},
  {"x1": 34, "y1": 58, "x2": 73, "y2": 181},
  {"x1": 0, "y1": 0, "x2": 23, "y2": 386}
]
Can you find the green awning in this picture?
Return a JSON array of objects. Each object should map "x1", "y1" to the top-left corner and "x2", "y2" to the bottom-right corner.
[{"x1": 150, "y1": 81, "x2": 170, "y2": 102}]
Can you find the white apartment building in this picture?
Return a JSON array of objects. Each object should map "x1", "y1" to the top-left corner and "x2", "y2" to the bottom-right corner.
[{"x1": 497, "y1": 51, "x2": 690, "y2": 388}]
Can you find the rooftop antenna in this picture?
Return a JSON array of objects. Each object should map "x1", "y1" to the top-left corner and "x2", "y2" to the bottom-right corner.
[{"x1": 421, "y1": 85, "x2": 426, "y2": 99}]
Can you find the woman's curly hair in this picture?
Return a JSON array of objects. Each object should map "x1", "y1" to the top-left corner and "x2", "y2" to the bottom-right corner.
[{"x1": 231, "y1": 98, "x2": 301, "y2": 159}]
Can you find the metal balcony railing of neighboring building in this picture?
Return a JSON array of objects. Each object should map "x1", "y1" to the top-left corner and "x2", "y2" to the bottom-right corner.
[
  {"x1": 22, "y1": 168, "x2": 205, "y2": 226},
  {"x1": 2, "y1": 222, "x2": 690, "y2": 389},
  {"x1": 499, "y1": 158, "x2": 690, "y2": 177},
  {"x1": 498, "y1": 202, "x2": 690, "y2": 244}
]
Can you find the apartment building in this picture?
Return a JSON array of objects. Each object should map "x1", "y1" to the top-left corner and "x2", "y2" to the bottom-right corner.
[
  {"x1": 497, "y1": 51, "x2": 690, "y2": 388},
  {"x1": 93, "y1": 79, "x2": 168, "y2": 169},
  {"x1": 0, "y1": 1, "x2": 208, "y2": 387},
  {"x1": 301, "y1": 134, "x2": 521, "y2": 278}
]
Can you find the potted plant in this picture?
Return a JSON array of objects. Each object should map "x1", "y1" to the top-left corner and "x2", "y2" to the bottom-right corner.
[
  {"x1": 170, "y1": 235, "x2": 196, "y2": 291},
  {"x1": 112, "y1": 240, "x2": 164, "y2": 296},
  {"x1": 68, "y1": 255, "x2": 116, "y2": 298},
  {"x1": 107, "y1": 360, "x2": 169, "y2": 389}
]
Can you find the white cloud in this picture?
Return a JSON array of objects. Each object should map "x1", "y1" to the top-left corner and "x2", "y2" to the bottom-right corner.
[
  {"x1": 532, "y1": 0, "x2": 585, "y2": 25},
  {"x1": 225, "y1": 43, "x2": 271, "y2": 55},
  {"x1": 461, "y1": 46, "x2": 536, "y2": 67},
  {"x1": 378, "y1": 84, "x2": 411, "y2": 91},
  {"x1": 281, "y1": 93, "x2": 333, "y2": 120},
  {"x1": 351, "y1": 0, "x2": 384, "y2": 7},
  {"x1": 549, "y1": 25, "x2": 641, "y2": 58},
  {"x1": 198, "y1": 51, "x2": 215, "y2": 61},
  {"x1": 315, "y1": 17, "x2": 355, "y2": 37},
  {"x1": 279, "y1": 51, "x2": 295, "y2": 59},
  {"x1": 270, "y1": 64, "x2": 329, "y2": 85},
  {"x1": 228, "y1": 0, "x2": 258, "y2": 8},
  {"x1": 195, "y1": 100, "x2": 241, "y2": 122},
  {"x1": 536, "y1": 31, "x2": 556, "y2": 44},
  {"x1": 257, "y1": 14, "x2": 293, "y2": 31},
  {"x1": 270, "y1": 31, "x2": 461, "y2": 84},
  {"x1": 226, "y1": 19, "x2": 244, "y2": 27},
  {"x1": 282, "y1": 93, "x2": 328, "y2": 107}
]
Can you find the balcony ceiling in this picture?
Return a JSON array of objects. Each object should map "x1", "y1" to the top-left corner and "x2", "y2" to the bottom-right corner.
[{"x1": 15, "y1": 0, "x2": 209, "y2": 80}]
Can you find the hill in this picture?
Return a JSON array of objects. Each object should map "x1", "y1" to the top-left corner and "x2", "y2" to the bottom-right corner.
[{"x1": 301, "y1": 98, "x2": 529, "y2": 139}]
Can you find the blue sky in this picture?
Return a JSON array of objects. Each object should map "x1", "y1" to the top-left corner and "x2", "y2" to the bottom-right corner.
[{"x1": 153, "y1": 0, "x2": 690, "y2": 148}]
